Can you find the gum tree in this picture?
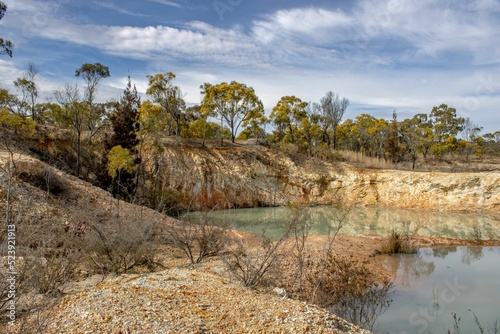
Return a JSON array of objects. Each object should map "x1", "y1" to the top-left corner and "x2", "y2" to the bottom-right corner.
[
  {"x1": 13, "y1": 62, "x2": 39, "y2": 121},
  {"x1": 269, "y1": 95, "x2": 308, "y2": 144},
  {"x1": 0, "y1": 2, "x2": 13, "y2": 57},
  {"x1": 75, "y1": 62, "x2": 110, "y2": 139},
  {"x1": 201, "y1": 81, "x2": 264, "y2": 144},
  {"x1": 146, "y1": 72, "x2": 186, "y2": 137},
  {"x1": 320, "y1": 91, "x2": 349, "y2": 149}
]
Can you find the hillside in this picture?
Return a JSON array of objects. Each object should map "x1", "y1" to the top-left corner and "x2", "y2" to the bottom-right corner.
[{"x1": 0, "y1": 148, "x2": 371, "y2": 333}]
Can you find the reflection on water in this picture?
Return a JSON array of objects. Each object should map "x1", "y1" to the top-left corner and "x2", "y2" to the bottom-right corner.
[
  {"x1": 375, "y1": 247, "x2": 500, "y2": 334},
  {"x1": 184, "y1": 206, "x2": 500, "y2": 240}
]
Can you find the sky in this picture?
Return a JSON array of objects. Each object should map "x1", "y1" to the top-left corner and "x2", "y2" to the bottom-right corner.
[{"x1": 1, "y1": 0, "x2": 500, "y2": 133}]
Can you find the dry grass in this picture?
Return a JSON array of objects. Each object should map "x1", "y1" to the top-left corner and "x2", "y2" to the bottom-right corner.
[{"x1": 339, "y1": 151, "x2": 395, "y2": 169}]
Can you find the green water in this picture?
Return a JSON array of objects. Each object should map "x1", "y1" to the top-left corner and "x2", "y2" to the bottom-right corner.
[{"x1": 183, "y1": 206, "x2": 500, "y2": 240}]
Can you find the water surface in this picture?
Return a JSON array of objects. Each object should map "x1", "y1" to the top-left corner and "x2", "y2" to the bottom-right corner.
[
  {"x1": 184, "y1": 206, "x2": 500, "y2": 240},
  {"x1": 375, "y1": 246, "x2": 500, "y2": 334}
]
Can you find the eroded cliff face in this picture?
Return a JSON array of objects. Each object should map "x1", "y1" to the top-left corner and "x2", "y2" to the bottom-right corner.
[{"x1": 148, "y1": 143, "x2": 500, "y2": 212}]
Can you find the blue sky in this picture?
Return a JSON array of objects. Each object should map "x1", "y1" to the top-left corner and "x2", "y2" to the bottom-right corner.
[{"x1": 1, "y1": 0, "x2": 500, "y2": 133}]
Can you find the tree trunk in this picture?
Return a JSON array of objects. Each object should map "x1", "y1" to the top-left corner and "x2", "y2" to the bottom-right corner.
[
  {"x1": 333, "y1": 126, "x2": 338, "y2": 150},
  {"x1": 76, "y1": 131, "x2": 82, "y2": 177}
]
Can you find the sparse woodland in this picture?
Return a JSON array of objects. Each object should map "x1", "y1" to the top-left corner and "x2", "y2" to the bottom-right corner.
[
  {"x1": 1, "y1": 5, "x2": 500, "y2": 330},
  {"x1": 1, "y1": 62, "x2": 499, "y2": 210}
]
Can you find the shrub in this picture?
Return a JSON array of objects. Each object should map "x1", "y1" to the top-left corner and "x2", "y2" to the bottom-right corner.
[
  {"x1": 166, "y1": 213, "x2": 229, "y2": 264},
  {"x1": 381, "y1": 222, "x2": 418, "y2": 254},
  {"x1": 223, "y1": 215, "x2": 298, "y2": 288},
  {"x1": 308, "y1": 254, "x2": 393, "y2": 330},
  {"x1": 223, "y1": 236, "x2": 287, "y2": 288},
  {"x1": 16, "y1": 161, "x2": 67, "y2": 196},
  {"x1": 84, "y1": 218, "x2": 158, "y2": 275}
]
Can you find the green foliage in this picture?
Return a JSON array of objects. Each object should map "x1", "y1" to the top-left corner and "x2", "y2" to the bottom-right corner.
[
  {"x1": 0, "y1": 1, "x2": 13, "y2": 57},
  {"x1": 430, "y1": 104, "x2": 465, "y2": 143},
  {"x1": 269, "y1": 95, "x2": 308, "y2": 144},
  {"x1": 146, "y1": 72, "x2": 186, "y2": 136},
  {"x1": 75, "y1": 62, "x2": 110, "y2": 84},
  {"x1": 0, "y1": 108, "x2": 37, "y2": 135},
  {"x1": 183, "y1": 118, "x2": 231, "y2": 140},
  {"x1": 337, "y1": 114, "x2": 389, "y2": 157},
  {"x1": 107, "y1": 145, "x2": 136, "y2": 179},
  {"x1": 201, "y1": 81, "x2": 265, "y2": 143},
  {"x1": 36, "y1": 102, "x2": 64, "y2": 125}
]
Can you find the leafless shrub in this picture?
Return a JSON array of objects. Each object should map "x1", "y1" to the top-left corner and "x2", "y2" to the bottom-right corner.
[
  {"x1": 308, "y1": 254, "x2": 393, "y2": 330},
  {"x1": 223, "y1": 213, "x2": 298, "y2": 288},
  {"x1": 84, "y1": 218, "x2": 158, "y2": 275},
  {"x1": 20, "y1": 254, "x2": 78, "y2": 296},
  {"x1": 447, "y1": 312, "x2": 462, "y2": 334},
  {"x1": 284, "y1": 206, "x2": 310, "y2": 299},
  {"x1": 224, "y1": 236, "x2": 287, "y2": 288},
  {"x1": 471, "y1": 224, "x2": 483, "y2": 242},
  {"x1": 166, "y1": 213, "x2": 229, "y2": 264}
]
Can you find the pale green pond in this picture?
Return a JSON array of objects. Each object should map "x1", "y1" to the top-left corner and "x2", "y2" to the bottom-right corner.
[{"x1": 183, "y1": 206, "x2": 500, "y2": 241}]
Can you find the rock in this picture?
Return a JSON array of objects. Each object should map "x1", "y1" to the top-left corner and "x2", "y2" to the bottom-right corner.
[{"x1": 142, "y1": 144, "x2": 500, "y2": 212}]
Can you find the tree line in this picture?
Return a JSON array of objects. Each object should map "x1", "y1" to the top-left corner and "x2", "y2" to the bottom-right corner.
[{"x1": 1, "y1": 63, "x2": 499, "y2": 209}]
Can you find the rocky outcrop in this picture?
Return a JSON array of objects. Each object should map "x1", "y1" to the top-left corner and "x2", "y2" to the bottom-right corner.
[{"x1": 147, "y1": 143, "x2": 500, "y2": 212}]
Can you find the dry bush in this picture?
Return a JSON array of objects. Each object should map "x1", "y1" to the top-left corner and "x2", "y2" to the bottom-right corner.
[
  {"x1": 308, "y1": 254, "x2": 393, "y2": 330},
  {"x1": 84, "y1": 218, "x2": 158, "y2": 275},
  {"x1": 223, "y1": 236, "x2": 288, "y2": 288},
  {"x1": 166, "y1": 213, "x2": 229, "y2": 264},
  {"x1": 223, "y1": 212, "x2": 299, "y2": 288},
  {"x1": 16, "y1": 161, "x2": 67, "y2": 197},
  {"x1": 381, "y1": 222, "x2": 418, "y2": 254},
  {"x1": 339, "y1": 150, "x2": 395, "y2": 169}
]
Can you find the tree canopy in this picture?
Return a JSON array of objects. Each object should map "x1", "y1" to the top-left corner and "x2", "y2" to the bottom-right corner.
[
  {"x1": 0, "y1": 2, "x2": 13, "y2": 57},
  {"x1": 201, "y1": 81, "x2": 264, "y2": 144}
]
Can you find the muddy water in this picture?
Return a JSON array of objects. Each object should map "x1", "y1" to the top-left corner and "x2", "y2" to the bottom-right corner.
[{"x1": 374, "y1": 246, "x2": 500, "y2": 334}]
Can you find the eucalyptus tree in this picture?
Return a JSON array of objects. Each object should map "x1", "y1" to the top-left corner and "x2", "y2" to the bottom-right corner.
[
  {"x1": 75, "y1": 62, "x2": 110, "y2": 139},
  {"x1": 269, "y1": 95, "x2": 308, "y2": 144},
  {"x1": 54, "y1": 84, "x2": 87, "y2": 176},
  {"x1": 146, "y1": 72, "x2": 186, "y2": 137},
  {"x1": 13, "y1": 62, "x2": 39, "y2": 121},
  {"x1": 201, "y1": 81, "x2": 264, "y2": 144},
  {"x1": 320, "y1": 91, "x2": 349, "y2": 149},
  {"x1": 0, "y1": 2, "x2": 13, "y2": 57}
]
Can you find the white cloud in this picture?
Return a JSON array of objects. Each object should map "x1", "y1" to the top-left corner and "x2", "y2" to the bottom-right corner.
[
  {"x1": 147, "y1": 0, "x2": 182, "y2": 8},
  {"x1": 353, "y1": 0, "x2": 500, "y2": 64},
  {"x1": 92, "y1": 2, "x2": 150, "y2": 17},
  {"x1": 252, "y1": 7, "x2": 352, "y2": 44}
]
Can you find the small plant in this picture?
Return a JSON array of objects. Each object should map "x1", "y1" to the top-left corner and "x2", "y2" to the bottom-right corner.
[
  {"x1": 166, "y1": 213, "x2": 229, "y2": 264},
  {"x1": 471, "y1": 224, "x2": 483, "y2": 242},
  {"x1": 444, "y1": 310, "x2": 500, "y2": 334},
  {"x1": 224, "y1": 215, "x2": 298, "y2": 288},
  {"x1": 381, "y1": 221, "x2": 418, "y2": 254},
  {"x1": 447, "y1": 312, "x2": 462, "y2": 334}
]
